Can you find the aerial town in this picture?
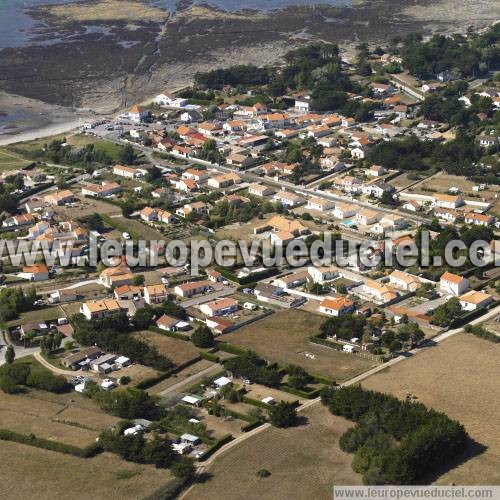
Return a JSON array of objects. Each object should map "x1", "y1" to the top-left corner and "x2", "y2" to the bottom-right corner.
[{"x1": 0, "y1": 21, "x2": 499, "y2": 500}]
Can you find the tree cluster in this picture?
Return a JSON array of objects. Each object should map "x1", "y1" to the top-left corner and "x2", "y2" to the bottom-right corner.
[
  {"x1": 224, "y1": 351, "x2": 282, "y2": 387},
  {"x1": 0, "y1": 362, "x2": 70, "y2": 394},
  {"x1": 71, "y1": 313, "x2": 173, "y2": 371},
  {"x1": 321, "y1": 386, "x2": 468, "y2": 484}
]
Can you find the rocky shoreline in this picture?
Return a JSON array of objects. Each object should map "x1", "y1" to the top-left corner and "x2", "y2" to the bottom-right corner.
[{"x1": 0, "y1": 0, "x2": 498, "y2": 137}]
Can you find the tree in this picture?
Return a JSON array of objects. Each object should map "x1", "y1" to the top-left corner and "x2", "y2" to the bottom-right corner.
[
  {"x1": 132, "y1": 274, "x2": 145, "y2": 286},
  {"x1": 191, "y1": 325, "x2": 215, "y2": 348},
  {"x1": 143, "y1": 434, "x2": 177, "y2": 468},
  {"x1": 4, "y1": 345, "x2": 15, "y2": 365},
  {"x1": 287, "y1": 364, "x2": 312, "y2": 390},
  {"x1": 132, "y1": 307, "x2": 155, "y2": 330},
  {"x1": 120, "y1": 144, "x2": 137, "y2": 165},
  {"x1": 171, "y1": 456, "x2": 196, "y2": 479},
  {"x1": 269, "y1": 401, "x2": 297, "y2": 428}
]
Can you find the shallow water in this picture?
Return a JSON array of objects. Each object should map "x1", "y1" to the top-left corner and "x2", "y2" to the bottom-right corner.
[{"x1": 0, "y1": 0, "x2": 350, "y2": 49}]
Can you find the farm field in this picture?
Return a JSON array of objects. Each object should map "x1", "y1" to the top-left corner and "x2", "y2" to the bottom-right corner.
[
  {"x1": 362, "y1": 333, "x2": 500, "y2": 484},
  {"x1": 185, "y1": 403, "x2": 361, "y2": 500},
  {"x1": 0, "y1": 441, "x2": 174, "y2": 500},
  {"x1": 0, "y1": 389, "x2": 119, "y2": 448},
  {"x1": 222, "y1": 309, "x2": 378, "y2": 382},
  {"x1": 133, "y1": 331, "x2": 202, "y2": 366},
  {"x1": 55, "y1": 194, "x2": 122, "y2": 219}
]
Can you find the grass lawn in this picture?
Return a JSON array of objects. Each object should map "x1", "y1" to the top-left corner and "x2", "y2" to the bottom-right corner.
[
  {"x1": 362, "y1": 333, "x2": 500, "y2": 484},
  {"x1": 0, "y1": 148, "x2": 33, "y2": 171},
  {"x1": 222, "y1": 309, "x2": 378, "y2": 382},
  {"x1": 7, "y1": 306, "x2": 65, "y2": 328},
  {"x1": 185, "y1": 403, "x2": 361, "y2": 500},
  {"x1": 0, "y1": 441, "x2": 175, "y2": 500}
]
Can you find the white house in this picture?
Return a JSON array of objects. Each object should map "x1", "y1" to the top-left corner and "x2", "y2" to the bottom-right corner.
[
  {"x1": 458, "y1": 290, "x2": 493, "y2": 311},
  {"x1": 333, "y1": 202, "x2": 357, "y2": 220},
  {"x1": 319, "y1": 296, "x2": 355, "y2": 317},
  {"x1": 306, "y1": 196, "x2": 335, "y2": 212},
  {"x1": 127, "y1": 105, "x2": 150, "y2": 123},
  {"x1": 199, "y1": 298, "x2": 238, "y2": 317},
  {"x1": 154, "y1": 92, "x2": 188, "y2": 107},
  {"x1": 143, "y1": 284, "x2": 168, "y2": 305},
  {"x1": 248, "y1": 183, "x2": 275, "y2": 197},
  {"x1": 433, "y1": 194, "x2": 464, "y2": 209},
  {"x1": 307, "y1": 265, "x2": 339, "y2": 283},
  {"x1": 356, "y1": 209, "x2": 381, "y2": 226},
  {"x1": 389, "y1": 270, "x2": 421, "y2": 292},
  {"x1": 439, "y1": 271, "x2": 469, "y2": 296}
]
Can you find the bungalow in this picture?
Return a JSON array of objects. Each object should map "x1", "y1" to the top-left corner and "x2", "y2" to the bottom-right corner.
[
  {"x1": 262, "y1": 215, "x2": 309, "y2": 236},
  {"x1": 113, "y1": 165, "x2": 143, "y2": 179},
  {"x1": 157, "y1": 314, "x2": 187, "y2": 332},
  {"x1": 362, "y1": 279, "x2": 399, "y2": 304},
  {"x1": 199, "y1": 297, "x2": 238, "y2": 317},
  {"x1": 333, "y1": 202, "x2": 358, "y2": 220},
  {"x1": 174, "y1": 280, "x2": 212, "y2": 298},
  {"x1": 306, "y1": 124, "x2": 331, "y2": 139},
  {"x1": 143, "y1": 284, "x2": 168, "y2": 304},
  {"x1": 459, "y1": 290, "x2": 493, "y2": 311},
  {"x1": 248, "y1": 183, "x2": 275, "y2": 197},
  {"x1": 320, "y1": 156, "x2": 345, "y2": 172},
  {"x1": 205, "y1": 316, "x2": 234, "y2": 335},
  {"x1": 275, "y1": 129, "x2": 300, "y2": 140},
  {"x1": 273, "y1": 191, "x2": 305, "y2": 208},
  {"x1": 2, "y1": 213, "x2": 36, "y2": 228},
  {"x1": 402, "y1": 200, "x2": 421, "y2": 212},
  {"x1": 439, "y1": 271, "x2": 469, "y2": 296},
  {"x1": 223, "y1": 120, "x2": 246, "y2": 133},
  {"x1": 464, "y1": 212, "x2": 496, "y2": 227},
  {"x1": 139, "y1": 206, "x2": 159, "y2": 222},
  {"x1": 154, "y1": 92, "x2": 188, "y2": 107},
  {"x1": 273, "y1": 270, "x2": 309, "y2": 289},
  {"x1": 172, "y1": 145, "x2": 193, "y2": 159},
  {"x1": 81, "y1": 299, "x2": 123, "y2": 320},
  {"x1": 319, "y1": 296, "x2": 355, "y2": 317},
  {"x1": 49, "y1": 288, "x2": 77, "y2": 303},
  {"x1": 433, "y1": 193, "x2": 464, "y2": 209},
  {"x1": 114, "y1": 284, "x2": 143, "y2": 300},
  {"x1": 367, "y1": 165, "x2": 385, "y2": 177},
  {"x1": 19, "y1": 264, "x2": 49, "y2": 282},
  {"x1": 356, "y1": 209, "x2": 381, "y2": 226},
  {"x1": 270, "y1": 230, "x2": 297, "y2": 246},
  {"x1": 306, "y1": 196, "x2": 335, "y2": 212},
  {"x1": 369, "y1": 82, "x2": 394, "y2": 96},
  {"x1": 90, "y1": 354, "x2": 118, "y2": 373},
  {"x1": 389, "y1": 270, "x2": 421, "y2": 292},
  {"x1": 317, "y1": 135, "x2": 337, "y2": 148},
  {"x1": 81, "y1": 182, "x2": 122, "y2": 198},
  {"x1": 62, "y1": 346, "x2": 102, "y2": 369},
  {"x1": 207, "y1": 173, "x2": 241, "y2": 189},
  {"x1": 127, "y1": 105, "x2": 149, "y2": 123},
  {"x1": 44, "y1": 189, "x2": 75, "y2": 206},
  {"x1": 308, "y1": 265, "x2": 339, "y2": 284}
]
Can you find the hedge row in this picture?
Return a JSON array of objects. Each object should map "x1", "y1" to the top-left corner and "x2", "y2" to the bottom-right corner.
[
  {"x1": 242, "y1": 396, "x2": 272, "y2": 409},
  {"x1": 198, "y1": 434, "x2": 234, "y2": 462},
  {"x1": 0, "y1": 429, "x2": 102, "y2": 458},
  {"x1": 310, "y1": 335, "x2": 344, "y2": 350},
  {"x1": 149, "y1": 326, "x2": 190, "y2": 342},
  {"x1": 199, "y1": 351, "x2": 220, "y2": 363},
  {"x1": 216, "y1": 342, "x2": 247, "y2": 356},
  {"x1": 279, "y1": 384, "x2": 324, "y2": 400},
  {"x1": 144, "y1": 476, "x2": 194, "y2": 500},
  {"x1": 136, "y1": 355, "x2": 202, "y2": 390}
]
